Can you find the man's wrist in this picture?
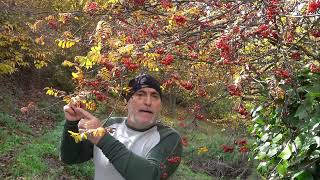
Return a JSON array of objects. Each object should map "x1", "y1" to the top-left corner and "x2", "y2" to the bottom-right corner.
[{"x1": 65, "y1": 120, "x2": 80, "y2": 127}]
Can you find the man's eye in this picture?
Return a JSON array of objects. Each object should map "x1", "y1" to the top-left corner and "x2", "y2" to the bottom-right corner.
[{"x1": 152, "y1": 94, "x2": 160, "y2": 98}]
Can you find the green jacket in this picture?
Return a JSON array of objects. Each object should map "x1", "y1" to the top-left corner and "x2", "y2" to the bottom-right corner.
[{"x1": 60, "y1": 117, "x2": 182, "y2": 180}]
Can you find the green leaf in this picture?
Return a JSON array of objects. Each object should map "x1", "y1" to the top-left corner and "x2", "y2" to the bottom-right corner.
[
  {"x1": 279, "y1": 144, "x2": 292, "y2": 160},
  {"x1": 314, "y1": 136, "x2": 320, "y2": 148},
  {"x1": 292, "y1": 170, "x2": 314, "y2": 180},
  {"x1": 257, "y1": 161, "x2": 267, "y2": 173},
  {"x1": 276, "y1": 160, "x2": 288, "y2": 177},
  {"x1": 252, "y1": 105, "x2": 263, "y2": 117},
  {"x1": 261, "y1": 133, "x2": 269, "y2": 142},
  {"x1": 294, "y1": 105, "x2": 309, "y2": 120},
  {"x1": 311, "y1": 123, "x2": 319, "y2": 134},
  {"x1": 272, "y1": 133, "x2": 283, "y2": 144},
  {"x1": 267, "y1": 144, "x2": 279, "y2": 157},
  {"x1": 294, "y1": 136, "x2": 302, "y2": 150}
]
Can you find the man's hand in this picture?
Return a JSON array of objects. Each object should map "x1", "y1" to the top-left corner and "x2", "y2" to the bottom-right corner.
[
  {"x1": 63, "y1": 105, "x2": 82, "y2": 121},
  {"x1": 73, "y1": 107, "x2": 105, "y2": 145}
]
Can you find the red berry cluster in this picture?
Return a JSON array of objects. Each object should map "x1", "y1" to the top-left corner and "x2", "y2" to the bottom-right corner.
[
  {"x1": 311, "y1": 29, "x2": 320, "y2": 38},
  {"x1": 156, "y1": 47, "x2": 165, "y2": 55},
  {"x1": 197, "y1": 88, "x2": 207, "y2": 97},
  {"x1": 48, "y1": 19, "x2": 58, "y2": 30},
  {"x1": 227, "y1": 84, "x2": 242, "y2": 96},
  {"x1": 141, "y1": 24, "x2": 158, "y2": 38},
  {"x1": 189, "y1": 103, "x2": 204, "y2": 121},
  {"x1": 85, "y1": 2, "x2": 98, "y2": 16},
  {"x1": 123, "y1": 58, "x2": 139, "y2": 71},
  {"x1": 195, "y1": 114, "x2": 204, "y2": 120},
  {"x1": 173, "y1": 15, "x2": 187, "y2": 25},
  {"x1": 162, "y1": 79, "x2": 174, "y2": 88},
  {"x1": 235, "y1": 139, "x2": 249, "y2": 153},
  {"x1": 222, "y1": 139, "x2": 249, "y2": 153},
  {"x1": 216, "y1": 35, "x2": 233, "y2": 64},
  {"x1": 221, "y1": 144, "x2": 234, "y2": 153},
  {"x1": 160, "y1": 0, "x2": 173, "y2": 9},
  {"x1": 102, "y1": 60, "x2": 115, "y2": 71},
  {"x1": 290, "y1": 51, "x2": 301, "y2": 60},
  {"x1": 161, "y1": 54, "x2": 174, "y2": 65},
  {"x1": 275, "y1": 69, "x2": 290, "y2": 79},
  {"x1": 189, "y1": 52, "x2": 198, "y2": 60},
  {"x1": 308, "y1": 0, "x2": 320, "y2": 13},
  {"x1": 255, "y1": 24, "x2": 278, "y2": 39},
  {"x1": 310, "y1": 63, "x2": 320, "y2": 73},
  {"x1": 167, "y1": 156, "x2": 181, "y2": 164},
  {"x1": 266, "y1": 0, "x2": 279, "y2": 21},
  {"x1": 91, "y1": 90, "x2": 107, "y2": 102},
  {"x1": 85, "y1": 80, "x2": 100, "y2": 88},
  {"x1": 133, "y1": 0, "x2": 145, "y2": 6},
  {"x1": 180, "y1": 80, "x2": 193, "y2": 90},
  {"x1": 237, "y1": 104, "x2": 249, "y2": 117},
  {"x1": 192, "y1": 103, "x2": 201, "y2": 112}
]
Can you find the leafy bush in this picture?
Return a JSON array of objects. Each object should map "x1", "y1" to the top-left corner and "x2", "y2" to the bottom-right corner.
[{"x1": 250, "y1": 67, "x2": 320, "y2": 178}]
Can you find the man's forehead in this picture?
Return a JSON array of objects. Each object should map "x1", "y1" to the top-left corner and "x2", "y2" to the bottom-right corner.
[{"x1": 135, "y1": 87, "x2": 160, "y2": 94}]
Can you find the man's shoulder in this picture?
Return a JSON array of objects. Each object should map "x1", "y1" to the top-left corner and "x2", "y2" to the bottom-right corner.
[
  {"x1": 103, "y1": 117, "x2": 127, "y2": 127},
  {"x1": 155, "y1": 122, "x2": 181, "y2": 139}
]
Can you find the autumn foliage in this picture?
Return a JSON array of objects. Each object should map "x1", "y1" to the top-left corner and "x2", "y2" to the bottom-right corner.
[{"x1": 2, "y1": 0, "x2": 320, "y2": 179}]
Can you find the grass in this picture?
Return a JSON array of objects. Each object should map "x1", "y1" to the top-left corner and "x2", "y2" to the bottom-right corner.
[
  {"x1": 0, "y1": 96, "x2": 259, "y2": 179},
  {"x1": 0, "y1": 113, "x2": 32, "y2": 156},
  {"x1": 9, "y1": 120, "x2": 94, "y2": 179},
  {"x1": 171, "y1": 161, "x2": 213, "y2": 180},
  {"x1": 0, "y1": 105, "x2": 94, "y2": 179}
]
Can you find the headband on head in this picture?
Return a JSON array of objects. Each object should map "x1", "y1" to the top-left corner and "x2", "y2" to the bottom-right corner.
[{"x1": 124, "y1": 74, "x2": 162, "y2": 101}]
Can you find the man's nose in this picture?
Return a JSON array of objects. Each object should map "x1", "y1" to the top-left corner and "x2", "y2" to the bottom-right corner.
[{"x1": 144, "y1": 95, "x2": 152, "y2": 106}]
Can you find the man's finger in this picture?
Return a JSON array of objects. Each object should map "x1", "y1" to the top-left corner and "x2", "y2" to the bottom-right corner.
[
  {"x1": 63, "y1": 105, "x2": 76, "y2": 116},
  {"x1": 74, "y1": 108, "x2": 96, "y2": 119}
]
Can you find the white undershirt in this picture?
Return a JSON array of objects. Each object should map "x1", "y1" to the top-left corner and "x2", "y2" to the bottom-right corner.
[{"x1": 93, "y1": 121, "x2": 160, "y2": 180}]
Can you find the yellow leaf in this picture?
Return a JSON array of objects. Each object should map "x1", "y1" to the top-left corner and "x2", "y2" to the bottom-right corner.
[
  {"x1": 295, "y1": 26, "x2": 305, "y2": 34},
  {"x1": 280, "y1": 16, "x2": 286, "y2": 24},
  {"x1": 72, "y1": 72, "x2": 78, "y2": 79},
  {"x1": 86, "y1": 101, "x2": 96, "y2": 111},
  {"x1": 46, "y1": 89, "x2": 54, "y2": 95},
  {"x1": 63, "y1": 31, "x2": 73, "y2": 39},
  {"x1": 93, "y1": 127, "x2": 106, "y2": 136},
  {"x1": 62, "y1": 60, "x2": 74, "y2": 67},
  {"x1": 81, "y1": 132, "x2": 88, "y2": 140},
  {"x1": 108, "y1": 0, "x2": 119, "y2": 4},
  {"x1": 35, "y1": 36, "x2": 45, "y2": 45},
  {"x1": 34, "y1": 60, "x2": 47, "y2": 69},
  {"x1": 197, "y1": 146, "x2": 209, "y2": 154},
  {"x1": 63, "y1": 96, "x2": 71, "y2": 104},
  {"x1": 61, "y1": 41, "x2": 66, "y2": 48},
  {"x1": 91, "y1": 43, "x2": 102, "y2": 52},
  {"x1": 118, "y1": 44, "x2": 134, "y2": 55},
  {"x1": 68, "y1": 131, "x2": 82, "y2": 143},
  {"x1": 58, "y1": 40, "x2": 63, "y2": 47},
  {"x1": 143, "y1": 41, "x2": 154, "y2": 51},
  {"x1": 65, "y1": 41, "x2": 71, "y2": 48},
  {"x1": 98, "y1": 67, "x2": 110, "y2": 81}
]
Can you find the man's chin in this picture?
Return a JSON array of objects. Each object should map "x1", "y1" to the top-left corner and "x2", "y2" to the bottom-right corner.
[{"x1": 136, "y1": 116, "x2": 155, "y2": 125}]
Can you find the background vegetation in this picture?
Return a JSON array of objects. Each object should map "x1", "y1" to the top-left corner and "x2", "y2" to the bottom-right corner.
[{"x1": 1, "y1": 0, "x2": 320, "y2": 179}]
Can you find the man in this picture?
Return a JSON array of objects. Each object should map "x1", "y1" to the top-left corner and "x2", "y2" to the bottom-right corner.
[{"x1": 60, "y1": 74, "x2": 182, "y2": 180}]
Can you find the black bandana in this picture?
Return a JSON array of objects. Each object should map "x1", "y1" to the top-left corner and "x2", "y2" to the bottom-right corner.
[{"x1": 124, "y1": 74, "x2": 162, "y2": 101}]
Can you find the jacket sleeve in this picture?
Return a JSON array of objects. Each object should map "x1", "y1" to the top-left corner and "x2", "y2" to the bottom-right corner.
[
  {"x1": 60, "y1": 120, "x2": 94, "y2": 164},
  {"x1": 96, "y1": 129, "x2": 182, "y2": 180}
]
